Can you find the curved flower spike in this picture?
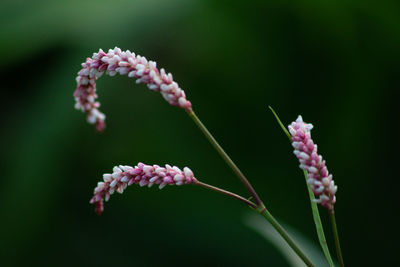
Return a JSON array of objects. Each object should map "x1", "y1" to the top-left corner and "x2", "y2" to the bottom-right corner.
[
  {"x1": 288, "y1": 116, "x2": 337, "y2": 210},
  {"x1": 74, "y1": 47, "x2": 192, "y2": 132},
  {"x1": 90, "y1": 162, "x2": 196, "y2": 215}
]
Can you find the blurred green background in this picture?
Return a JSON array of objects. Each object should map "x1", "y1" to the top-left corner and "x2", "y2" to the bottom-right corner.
[{"x1": 1, "y1": 0, "x2": 398, "y2": 266}]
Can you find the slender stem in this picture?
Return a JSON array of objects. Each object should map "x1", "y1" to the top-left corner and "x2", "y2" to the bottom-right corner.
[
  {"x1": 195, "y1": 180, "x2": 257, "y2": 209},
  {"x1": 196, "y1": 179, "x2": 314, "y2": 267},
  {"x1": 259, "y1": 208, "x2": 315, "y2": 267},
  {"x1": 187, "y1": 110, "x2": 263, "y2": 206},
  {"x1": 330, "y1": 210, "x2": 344, "y2": 267},
  {"x1": 303, "y1": 171, "x2": 335, "y2": 267},
  {"x1": 187, "y1": 109, "x2": 314, "y2": 266}
]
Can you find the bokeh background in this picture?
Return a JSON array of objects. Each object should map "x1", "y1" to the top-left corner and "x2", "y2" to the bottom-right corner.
[{"x1": 1, "y1": 0, "x2": 398, "y2": 266}]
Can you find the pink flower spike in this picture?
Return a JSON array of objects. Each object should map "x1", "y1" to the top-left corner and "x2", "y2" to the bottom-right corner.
[
  {"x1": 74, "y1": 47, "x2": 193, "y2": 132},
  {"x1": 90, "y1": 163, "x2": 198, "y2": 215},
  {"x1": 288, "y1": 116, "x2": 337, "y2": 210}
]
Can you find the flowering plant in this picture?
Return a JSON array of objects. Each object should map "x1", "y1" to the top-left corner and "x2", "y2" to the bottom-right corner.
[{"x1": 74, "y1": 47, "x2": 344, "y2": 267}]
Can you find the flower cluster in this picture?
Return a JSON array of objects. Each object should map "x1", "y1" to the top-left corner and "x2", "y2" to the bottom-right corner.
[
  {"x1": 288, "y1": 116, "x2": 337, "y2": 210},
  {"x1": 90, "y1": 163, "x2": 197, "y2": 215},
  {"x1": 74, "y1": 47, "x2": 192, "y2": 132}
]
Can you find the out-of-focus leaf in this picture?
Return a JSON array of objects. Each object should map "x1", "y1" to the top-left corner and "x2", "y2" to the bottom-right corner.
[
  {"x1": 244, "y1": 212, "x2": 333, "y2": 267},
  {"x1": 0, "y1": 0, "x2": 196, "y2": 67}
]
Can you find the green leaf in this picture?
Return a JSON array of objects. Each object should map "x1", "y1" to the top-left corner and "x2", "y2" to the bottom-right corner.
[
  {"x1": 268, "y1": 106, "x2": 292, "y2": 141},
  {"x1": 303, "y1": 170, "x2": 335, "y2": 267}
]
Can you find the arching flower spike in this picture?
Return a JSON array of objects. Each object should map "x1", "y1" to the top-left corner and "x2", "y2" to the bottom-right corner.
[
  {"x1": 74, "y1": 47, "x2": 192, "y2": 132},
  {"x1": 90, "y1": 163, "x2": 196, "y2": 215}
]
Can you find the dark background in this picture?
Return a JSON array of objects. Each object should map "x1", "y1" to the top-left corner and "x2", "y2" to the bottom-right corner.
[{"x1": 0, "y1": 0, "x2": 398, "y2": 266}]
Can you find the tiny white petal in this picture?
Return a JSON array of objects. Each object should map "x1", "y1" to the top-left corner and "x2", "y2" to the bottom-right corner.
[
  {"x1": 87, "y1": 114, "x2": 96, "y2": 124},
  {"x1": 296, "y1": 115, "x2": 303, "y2": 123},
  {"x1": 155, "y1": 167, "x2": 165, "y2": 174},
  {"x1": 108, "y1": 70, "x2": 117, "y2": 76},
  {"x1": 308, "y1": 167, "x2": 318, "y2": 173},
  {"x1": 319, "y1": 194, "x2": 329, "y2": 201},
  {"x1": 292, "y1": 142, "x2": 302, "y2": 149},
  {"x1": 160, "y1": 84, "x2": 169, "y2": 91},
  {"x1": 149, "y1": 176, "x2": 159, "y2": 183},
  {"x1": 172, "y1": 166, "x2": 181, "y2": 173},
  {"x1": 159, "y1": 182, "x2": 167, "y2": 190},
  {"x1": 174, "y1": 174, "x2": 184, "y2": 182},
  {"x1": 103, "y1": 174, "x2": 112, "y2": 182},
  {"x1": 314, "y1": 181, "x2": 322, "y2": 186},
  {"x1": 322, "y1": 177, "x2": 331, "y2": 186},
  {"x1": 183, "y1": 167, "x2": 193, "y2": 178},
  {"x1": 113, "y1": 166, "x2": 122, "y2": 173},
  {"x1": 299, "y1": 164, "x2": 307, "y2": 170},
  {"x1": 136, "y1": 69, "x2": 144, "y2": 76},
  {"x1": 118, "y1": 61, "x2": 130, "y2": 67},
  {"x1": 178, "y1": 97, "x2": 187, "y2": 107},
  {"x1": 149, "y1": 61, "x2": 156, "y2": 68},
  {"x1": 119, "y1": 165, "x2": 132, "y2": 172},
  {"x1": 110, "y1": 180, "x2": 118, "y2": 188},
  {"x1": 154, "y1": 76, "x2": 162, "y2": 85},
  {"x1": 299, "y1": 152, "x2": 310, "y2": 160},
  {"x1": 116, "y1": 186, "x2": 124, "y2": 193},
  {"x1": 160, "y1": 68, "x2": 166, "y2": 76},
  {"x1": 288, "y1": 126, "x2": 296, "y2": 136},
  {"x1": 136, "y1": 64, "x2": 145, "y2": 70},
  {"x1": 143, "y1": 166, "x2": 153, "y2": 173},
  {"x1": 112, "y1": 172, "x2": 120, "y2": 179},
  {"x1": 315, "y1": 186, "x2": 324, "y2": 194},
  {"x1": 148, "y1": 84, "x2": 158, "y2": 90},
  {"x1": 118, "y1": 67, "x2": 129, "y2": 75}
]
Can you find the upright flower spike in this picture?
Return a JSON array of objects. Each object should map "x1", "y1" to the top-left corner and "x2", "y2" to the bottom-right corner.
[
  {"x1": 74, "y1": 47, "x2": 192, "y2": 132},
  {"x1": 288, "y1": 116, "x2": 337, "y2": 210},
  {"x1": 90, "y1": 163, "x2": 196, "y2": 215}
]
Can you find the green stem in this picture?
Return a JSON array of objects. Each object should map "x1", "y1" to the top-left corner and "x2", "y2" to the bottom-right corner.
[
  {"x1": 259, "y1": 207, "x2": 315, "y2": 267},
  {"x1": 196, "y1": 180, "x2": 314, "y2": 267},
  {"x1": 330, "y1": 210, "x2": 344, "y2": 267},
  {"x1": 188, "y1": 109, "x2": 314, "y2": 267},
  {"x1": 303, "y1": 171, "x2": 335, "y2": 267},
  {"x1": 195, "y1": 180, "x2": 257, "y2": 209},
  {"x1": 187, "y1": 110, "x2": 263, "y2": 206}
]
